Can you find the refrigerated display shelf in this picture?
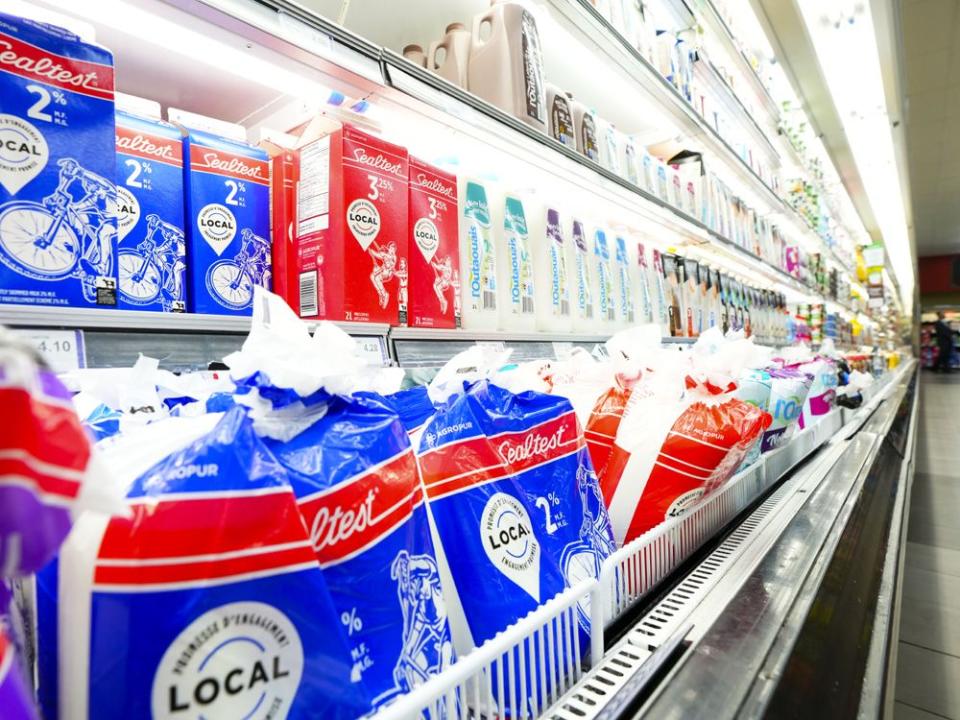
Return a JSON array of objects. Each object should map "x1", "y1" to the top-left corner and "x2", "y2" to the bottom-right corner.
[{"x1": 366, "y1": 363, "x2": 909, "y2": 720}]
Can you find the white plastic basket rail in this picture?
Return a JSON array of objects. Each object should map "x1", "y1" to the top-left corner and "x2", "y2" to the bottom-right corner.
[
  {"x1": 587, "y1": 458, "x2": 769, "y2": 661},
  {"x1": 370, "y1": 580, "x2": 595, "y2": 720}
]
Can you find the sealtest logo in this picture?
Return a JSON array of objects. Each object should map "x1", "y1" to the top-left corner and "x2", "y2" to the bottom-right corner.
[
  {"x1": 481, "y1": 492, "x2": 541, "y2": 601},
  {"x1": 152, "y1": 602, "x2": 303, "y2": 720},
  {"x1": 351, "y1": 147, "x2": 405, "y2": 177},
  {"x1": 0, "y1": 114, "x2": 47, "y2": 195},
  {"x1": 117, "y1": 133, "x2": 177, "y2": 161},
  {"x1": 498, "y1": 427, "x2": 565, "y2": 465},
  {"x1": 197, "y1": 204, "x2": 236, "y2": 255},
  {"x1": 0, "y1": 39, "x2": 106, "y2": 94},
  {"x1": 309, "y1": 487, "x2": 380, "y2": 554},
  {"x1": 202, "y1": 152, "x2": 266, "y2": 181},
  {"x1": 415, "y1": 172, "x2": 454, "y2": 197}
]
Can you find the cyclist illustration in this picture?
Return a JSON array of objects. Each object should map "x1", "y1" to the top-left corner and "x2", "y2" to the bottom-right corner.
[
  {"x1": 369, "y1": 241, "x2": 398, "y2": 309},
  {"x1": 0, "y1": 157, "x2": 116, "y2": 302},
  {"x1": 205, "y1": 228, "x2": 271, "y2": 310},
  {"x1": 376, "y1": 550, "x2": 452, "y2": 706},
  {"x1": 118, "y1": 214, "x2": 185, "y2": 310},
  {"x1": 430, "y1": 255, "x2": 453, "y2": 315},
  {"x1": 397, "y1": 257, "x2": 408, "y2": 314},
  {"x1": 562, "y1": 466, "x2": 617, "y2": 631}
]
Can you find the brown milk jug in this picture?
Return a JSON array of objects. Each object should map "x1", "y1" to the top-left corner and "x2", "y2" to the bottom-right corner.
[
  {"x1": 428, "y1": 22, "x2": 471, "y2": 87},
  {"x1": 403, "y1": 44, "x2": 427, "y2": 67},
  {"x1": 468, "y1": 1, "x2": 547, "y2": 133}
]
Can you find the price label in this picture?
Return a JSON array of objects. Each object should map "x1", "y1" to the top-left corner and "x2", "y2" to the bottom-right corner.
[
  {"x1": 356, "y1": 337, "x2": 388, "y2": 367},
  {"x1": 11, "y1": 329, "x2": 86, "y2": 372}
]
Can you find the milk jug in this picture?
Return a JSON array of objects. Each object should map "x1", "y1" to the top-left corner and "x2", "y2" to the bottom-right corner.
[
  {"x1": 593, "y1": 227, "x2": 617, "y2": 328},
  {"x1": 468, "y1": 1, "x2": 547, "y2": 133},
  {"x1": 613, "y1": 235, "x2": 635, "y2": 328},
  {"x1": 547, "y1": 85, "x2": 576, "y2": 149},
  {"x1": 571, "y1": 97, "x2": 600, "y2": 162},
  {"x1": 428, "y1": 22, "x2": 471, "y2": 87},
  {"x1": 568, "y1": 217, "x2": 596, "y2": 332},
  {"x1": 598, "y1": 118, "x2": 621, "y2": 175},
  {"x1": 403, "y1": 44, "x2": 427, "y2": 67},
  {"x1": 529, "y1": 202, "x2": 573, "y2": 332},
  {"x1": 496, "y1": 194, "x2": 537, "y2": 331},
  {"x1": 458, "y1": 177, "x2": 500, "y2": 329}
]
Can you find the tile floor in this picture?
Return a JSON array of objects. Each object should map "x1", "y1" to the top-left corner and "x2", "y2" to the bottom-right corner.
[{"x1": 896, "y1": 371, "x2": 960, "y2": 719}]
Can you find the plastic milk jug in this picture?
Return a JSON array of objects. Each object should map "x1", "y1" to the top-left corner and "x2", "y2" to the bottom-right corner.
[
  {"x1": 547, "y1": 85, "x2": 576, "y2": 149},
  {"x1": 428, "y1": 23, "x2": 471, "y2": 87},
  {"x1": 468, "y1": 1, "x2": 547, "y2": 133},
  {"x1": 403, "y1": 44, "x2": 427, "y2": 67},
  {"x1": 458, "y1": 177, "x2": 500, "y2": 329}
]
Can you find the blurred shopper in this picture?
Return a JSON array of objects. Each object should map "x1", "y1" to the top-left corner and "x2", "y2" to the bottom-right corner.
[{"x1": 935, "y1": 312, "x2": 954, "y2": 372}]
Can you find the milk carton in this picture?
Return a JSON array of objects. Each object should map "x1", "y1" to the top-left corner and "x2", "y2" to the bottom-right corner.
[
  {"x1": 295, "y1": 118, "x2": 409, "y2": 324},
  {"x1": 497, "y1": 194, "x2": 536, "y2": 331},
  {"x1": 593, "y1": 227, "x2": 616, "y2": 327},
  {"x1": 458, "y1": 178, "x2": 499, "y2": 330},
  {"x1": 179, "y1": 121, "x2": 271, "y2": 315},
  {"x1": 408, "y1": 157, "x2": 459, "y2": 328},
  {"x1": 569, "y1": 218, "x2": 595, "y2": 332},
  {"x1": 0, "y1": 12, "x2": 117, "y2": 309},
  {"x1": 115, "y1": 111, "x2": 186, "y2": 312},
  {"x1": 259, "y1": 131, "x2": 298, "y2": 313}
]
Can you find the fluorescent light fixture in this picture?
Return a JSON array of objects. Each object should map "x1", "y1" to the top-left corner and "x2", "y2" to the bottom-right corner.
[
  {"x1": 797, "y1": 1, "x2": 914, "y2": 316},
  {"x1": 35, "y1": 0, "x2": 370, "y2": 113}
]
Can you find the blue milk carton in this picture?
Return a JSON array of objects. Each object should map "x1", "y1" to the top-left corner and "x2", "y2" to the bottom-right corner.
[
  {"x1": 115, "y1": 110, "x2": 187, "y2": 311},
  {"x1": 0, "y1": 12, "x2": 117, "y2": 308},
  {"x1": 178, "y1": 118, "x2": 270, "y2": 315}
]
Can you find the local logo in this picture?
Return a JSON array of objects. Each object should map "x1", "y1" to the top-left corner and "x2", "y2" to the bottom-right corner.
[
  {"x1": 115, "y1": 186, "x2": 140, "y2": 240},
  {"x1": 414, "y1": 217, "x2": 439, "y2": 262},
  {"x1": 151, "y1": 602, "x2": 303, "y2": 720},
  {"x1": 481, "y1": 492, "x2": 540, "y2": 601},
  {"x1": 0, "y1": 114, "x2": 47, "y2": 195},
  {"x1": 197, "y1": 203, "x2": 236, "y2": 255},
  {"x1": 347, "y1": 198, "x2": 380, "y2": 251}
]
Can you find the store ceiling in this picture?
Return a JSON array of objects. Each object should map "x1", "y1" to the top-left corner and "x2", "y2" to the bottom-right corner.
[{"x1": 900, "y1": 0, "x2": 960, "y2": 258}]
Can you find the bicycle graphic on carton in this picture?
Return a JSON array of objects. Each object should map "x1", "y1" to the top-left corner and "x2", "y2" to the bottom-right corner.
[
  {"x1": 0, "y1": 158, "x2": 116, "y2": 303},
  {"x1": 205, "y1": 228, "x2": 271, "y2": 310},
  {"x1": 118, "y1": 214, "x2": 186, "y2": 311}
]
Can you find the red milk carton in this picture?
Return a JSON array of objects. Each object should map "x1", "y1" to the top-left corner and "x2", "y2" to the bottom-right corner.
[
  {"x1": 294, "y1": 118, "x2": 409, "y2": 323},
  {"x1": 408, "y1": 157, "x2": 460, "y2": 328},
  {"x1": 259, "y1": 132, "x2": 298, "y2": 310}
]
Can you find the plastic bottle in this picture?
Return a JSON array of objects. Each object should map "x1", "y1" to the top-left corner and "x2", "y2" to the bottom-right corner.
[
  {"x1": 598, "y1": 118, "x2": 621, "y2": 175},
  {"x1": 568, "y1": 217, "x2": 596, "y2": 332},
  {"x1": 634, "y1": 240, "x2": 654, "y2": 325},
  {"x1": 547, "y1": 84, "x2": 576, "y2": 149},
  {"x1": 468, "y1": 1, "x2": 547, "y2": 133},
  {"x1": 612, "y1": 234, "x2": 635, "y2": 328},
  {"x1": 620, "y1": 134, "x2": 640, "y2": 186},
  {"x1": 497, "y1": 194, "x2": 537, "y2": 331},
  {"x1": 403, "y1": 44, "x2": 427, "y2": 67},
  {"x1": 529, "y1": 202, "x2": 573, "y2": 332},
  {"x1": 428, "y1": 22, "x2": 471, "y2": 87},
  {"x1": 593, "y1": 226, "x2": 617, "y2": 329},
  {"x1": 458, "y1": 177, "x2": 500, "y2": 329},
  {"x1": 570, "y1": 95, "x2": 600, "y2": 162}
]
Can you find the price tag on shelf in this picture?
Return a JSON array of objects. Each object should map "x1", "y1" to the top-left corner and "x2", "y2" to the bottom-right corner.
[
  {"x1": 355, "y1": 337, "x2": 389, "y2": 367},
  {"x1": 11, "y1": 329, "x2": 86, "y2": 372}
]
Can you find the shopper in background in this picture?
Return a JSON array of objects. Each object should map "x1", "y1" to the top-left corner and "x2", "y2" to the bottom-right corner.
[{"x1": 935, "y1": 312, "x2": 954, "y2": 372}]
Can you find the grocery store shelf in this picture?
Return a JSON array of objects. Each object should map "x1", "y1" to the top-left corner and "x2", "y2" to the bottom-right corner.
[
  {"x1": 0, "y1": 305, "x2": 390, "y2": 338},
  {"x1": 696, "y1": 0, "x2": 781, "y2": 120},
  {"x1": 390, "y1": 327, "x2": 610, "y2": 344}
]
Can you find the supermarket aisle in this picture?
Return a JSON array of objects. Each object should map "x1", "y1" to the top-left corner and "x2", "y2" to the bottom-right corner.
[{"x1": 896, "y1": 372, "x2": 960, "y2": 719}]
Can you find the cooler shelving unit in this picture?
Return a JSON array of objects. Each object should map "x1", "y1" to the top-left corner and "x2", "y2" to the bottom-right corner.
[{"x1": 2, "y1": 0, "x2": 912, "y2": 718}]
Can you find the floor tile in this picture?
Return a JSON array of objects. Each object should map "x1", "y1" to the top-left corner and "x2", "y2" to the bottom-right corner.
[{"x1": 896, "y1": 642, "x2": 960, "y2": 718}]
